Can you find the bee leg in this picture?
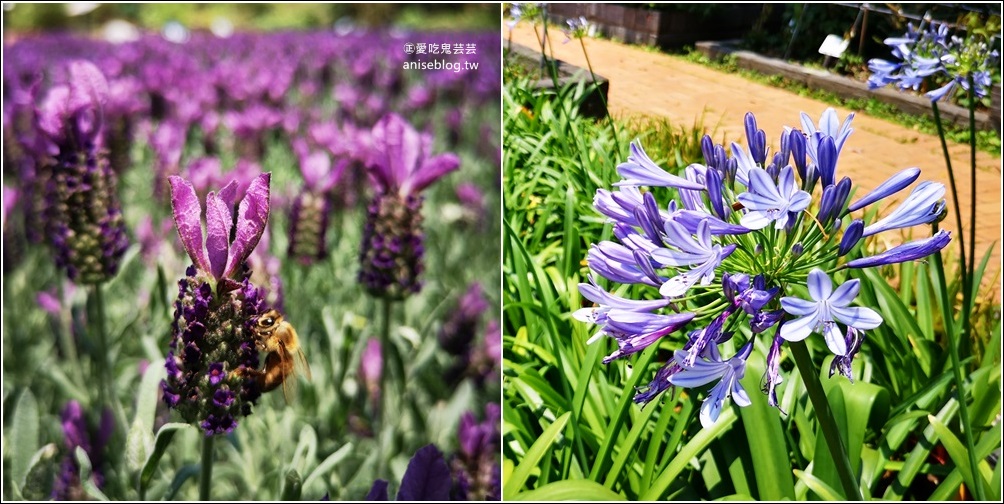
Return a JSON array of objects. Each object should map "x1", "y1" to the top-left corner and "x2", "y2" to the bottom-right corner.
[{"x1": 230, "y1": 366, "x2": 265, "y2": 389}]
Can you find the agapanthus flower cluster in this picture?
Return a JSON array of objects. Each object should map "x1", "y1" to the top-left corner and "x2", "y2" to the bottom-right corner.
[
  {"x1": 562, "y1": 16, "x2": 591, "y2": 42},
  {"x1": 161, "y1": 173, "x2": 273, "y2": 436},
  {"x1": 868, "y1": 18, "x2": 999, "y2": 101},
  {"x1": 507, "y1": 2, "x2": 545, "y2": 29},
  {"x1": 357, "y1": 113, "x2": 460, "y2": 299},
  {"x1": 577, "y1": 108, "x2": 951, "y2": 427},
  {"x1": 36, "y1": 60, "x2": 129, "y2": 284}
]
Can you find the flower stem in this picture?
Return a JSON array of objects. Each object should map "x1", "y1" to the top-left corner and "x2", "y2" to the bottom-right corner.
[
  {"x1": 929, "y1": 100, "x2": 968, "y2": 298},
  {"x1": 379, "y1": 297, "x2": 393, "y2": 426},
  {"x1": 200, "y1": 435, "x2": 214, "y2": 501},
  {"x1": 964, "y1": 74, "x2": 978, "y2": 319},
  {"x1": 931, "y1": 239, "x2": 979, "y2": 499},
  {"x1": 92, "y1": 284, "x2": 112, "y2": 409},
  {"x1": 788, "y1": 340, "x2": 862, "y2": 500},
  {"x1": 578, "y1": 37, "x2": 621, "y2": 154}
]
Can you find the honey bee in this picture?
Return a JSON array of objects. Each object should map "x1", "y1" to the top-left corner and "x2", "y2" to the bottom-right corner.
[{"x1": 239, "y1": 309, "x2": 311, "y2": 403}]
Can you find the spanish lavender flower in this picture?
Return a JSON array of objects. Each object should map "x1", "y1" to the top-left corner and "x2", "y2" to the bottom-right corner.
[
  {"x1": 287, "y1": 145, "x2": 346, "y2": 265},
  {"x1": 368, "y1": 444, "x2": 453, "y2": 501},
  {"x1": 455, "y1": 182, "x2": 487, "y2": 228},
  {"x1": 450, "y1": 404, "x2": 502, "y2": 500},
  {"x1": 438, "y1": 283, "x2": 490, "y2": 355},
  {"x1": 577, "y1": 108, "x2": 950, "y2": 424},
  {"x1": 37, "y1": 61, "x2": 129, "y2": 285},
  {"x1": 358, "y1": 113, "x2": 460, "y2": 299},
  {"x1": 360, "y1": 338, "x2": 382, "y2": 407},
  {"x1": 52, "y1": 401, "x2": 114, "y2": 500},
  {"x1": 161, "y1": 172, "x2": 272, "y2": 436}
]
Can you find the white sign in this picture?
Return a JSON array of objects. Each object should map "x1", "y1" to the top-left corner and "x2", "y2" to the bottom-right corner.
[{"x1": 818, "y1": 34, "x2": 850, "y2": 58}]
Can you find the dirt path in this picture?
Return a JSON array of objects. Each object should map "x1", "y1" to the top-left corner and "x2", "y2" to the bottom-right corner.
[{"x1": 507, "y1": 24, "x2": 1002, "y2": 301}]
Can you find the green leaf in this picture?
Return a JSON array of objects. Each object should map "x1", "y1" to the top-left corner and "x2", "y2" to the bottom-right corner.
[
  {"x1": 165, "y1": 463, "x2": 200, "y2": 500},
  {"x1": 503, "y1": 411, "x2": 571, "y2": 497},
  {"x1": 75, "y1": 446, "x2": 109, "y2": 501},
  {"x1": 302, "y1": 443, "x2": 353, "y2": 492},
  {"x1": 139, "y1": 422, "x2": 190, "y2": 499},
  {"x1": 883, "y1": 399, "x2": 957, "y2": 500},
  {"x1": 21, "y1": 443, "x2": 58, "y2": 501},
  {"x1": 281, "y1": 468, "x2": 302, "y2": 501},
  {"x1": 290, "y1": 425, "x2": 318, "y2": 476},
  {"x1": 642, "y1": 407, "x2": 738, "y2": 500},
  {"x1": 927, "y1": 414, "x2": 990, "y2": 496},
  {"x1": 509, "y1": 479, "x2": 626, "y2": 501},
  {"x1": 126, "y1": 364, "x2": 166, "y2": 472},
  {"x1": 739, "y1": 352, "x2": 796, "y2": 500},
  {"x1": 794, "y1": 468, "x2": 842, "y2": 501},
  {"x1": 10, "y1": 389, "x2": 39, "y2": 489}
]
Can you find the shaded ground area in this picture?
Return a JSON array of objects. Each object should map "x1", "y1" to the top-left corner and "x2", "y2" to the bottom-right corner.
[{"x1": 506, "y1": 24, "x2": 1002, "y2": 301}]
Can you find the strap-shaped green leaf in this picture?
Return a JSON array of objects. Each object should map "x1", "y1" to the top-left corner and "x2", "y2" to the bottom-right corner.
[
  {"x1": 504, "y1": 411, "x2": 571, "y2": 497},
  {"x1": 509, "y1": 479, "x2": 626, "y2": 501}
]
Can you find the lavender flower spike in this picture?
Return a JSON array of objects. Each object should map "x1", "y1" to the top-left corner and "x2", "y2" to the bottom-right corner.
[
  {"x1": 846, "y1": 167, "x2": 921, "y2": 213},
  {"x1": 780, "y1": 268, "x2": 882, "y2": 356},
  {"x1": 736, "y1": 166, "x2": 811, "y2": 230},
  {"x1": 845, "y1": 230, "x2": 951, "y2": 268},
  {"x1": 614, "y1": 141, "x2": 705, "y2": 190},
  {"x1": 669, "y1": 341, "x2": 754, "y2": 428},
  {"x1": 862, "y1": 181, "x2": 945, "y2": 237}
]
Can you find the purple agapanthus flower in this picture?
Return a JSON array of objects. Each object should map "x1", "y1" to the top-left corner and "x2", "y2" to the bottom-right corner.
[
  {"x1": 575, "y1": 107, "x2": 949, "y2": 423},
  {"x1": 736, "y1": 166, "x2": 811, "y2": 230},
  {"x1": 779, "y1": 269, "x2": 882, "y2": 356},
  {"x1": 670, "y1": 342, "x2": 754, "y2": 428}
]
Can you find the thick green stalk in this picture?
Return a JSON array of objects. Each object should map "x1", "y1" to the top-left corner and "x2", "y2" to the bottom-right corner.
[
  {"x1": 93, "y1": 285, "x2": 111, "y2": 410},
  {"x1": 929, "y1": 100, "x2": 968, "y2": 296},
  {"x1": 964, "y1": 74, "x2": 978, "y2": 314},
  {"x1": 200, "y1": 435, "x2": 214, "y2": 501},
  {"x1": 789, "y1": 340, "x2": 862, "y2": 500},
  {"x1": 578, "y1": 37, "x2": 622, "y2": 154}
]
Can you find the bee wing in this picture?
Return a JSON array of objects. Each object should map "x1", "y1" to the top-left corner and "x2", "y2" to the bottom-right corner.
[
  {"x1": 293, "y1": 347, "x2": 312, "y2": 381},
  {"x1": 278, "y1": 345, "x2": 297, "y2": 405}
]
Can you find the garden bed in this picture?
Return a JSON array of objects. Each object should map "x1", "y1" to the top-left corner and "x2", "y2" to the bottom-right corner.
[
  {"x1": 545, "y1": 3, "x2": 764, "y2": 48},
  {"x1": 696, "y1": 39, "x2": 998, "y2": 131},
  {"x1": 506, "y1": 41, "x2": 610, "y2": 120}
]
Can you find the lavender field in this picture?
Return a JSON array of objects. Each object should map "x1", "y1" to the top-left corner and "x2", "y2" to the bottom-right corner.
[{"x1": 3, "y1": 12, "x2": 501, "y2": 501}]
